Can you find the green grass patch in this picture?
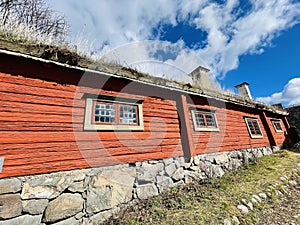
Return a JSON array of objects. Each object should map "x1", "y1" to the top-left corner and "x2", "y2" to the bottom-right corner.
[{"x1": 106, "y1": 150, "x2": 300, "y2": 225}]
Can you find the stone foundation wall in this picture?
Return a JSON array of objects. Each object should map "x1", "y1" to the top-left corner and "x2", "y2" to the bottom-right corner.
[{"x1": 0, "y1": 146, "x2": 280, "y2": 225}]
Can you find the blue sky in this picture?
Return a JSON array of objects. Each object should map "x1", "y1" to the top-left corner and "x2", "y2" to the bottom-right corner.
[{"x1": 47, "y1": 0, "x2": 300, "y2": 106}]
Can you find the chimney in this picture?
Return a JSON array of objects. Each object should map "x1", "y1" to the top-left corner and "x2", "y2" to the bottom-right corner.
[
  {"x1": 189, "y1": 66, "x2": 210, "y2": 89},
  {"x1": 235, "y1": 82, "x2": 253, "y2": 100}
]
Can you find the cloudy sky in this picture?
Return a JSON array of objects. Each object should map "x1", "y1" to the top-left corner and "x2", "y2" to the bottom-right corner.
[{"x1": 46, "y1": 0, "x2": 300, "y2": 106}]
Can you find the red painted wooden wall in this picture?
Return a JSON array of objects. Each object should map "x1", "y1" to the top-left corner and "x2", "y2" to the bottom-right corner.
[{"x1": 0, "y1": 71, "x2": 183, "y2": 178}]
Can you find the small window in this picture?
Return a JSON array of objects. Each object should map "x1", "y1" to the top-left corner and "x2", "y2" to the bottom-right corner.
[
  {"x1": 191, "y1": 109, "x2": 219, "y2": 131},
  {"x1": 272, "y1": 120, "x2": 283, "y2": 133},
  {"x1": 84, "y1": 97, "x2": 144, "y2": 131},
  {"x1": 245, "y1": 117, "x2": 263, "y2": 138}
]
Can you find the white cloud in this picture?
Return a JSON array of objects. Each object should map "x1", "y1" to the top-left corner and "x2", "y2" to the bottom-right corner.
[
  {"x1": 46, "y1": 0, "x2": 300, "y2": 79},
  {"x1": 257, "y1": 78, "x2": 300, "y2": 106}
]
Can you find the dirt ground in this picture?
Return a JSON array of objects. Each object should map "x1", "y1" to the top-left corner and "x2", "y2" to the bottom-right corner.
[{"x1": 256, "y1": 169, "x2": 300, "y2": 225}]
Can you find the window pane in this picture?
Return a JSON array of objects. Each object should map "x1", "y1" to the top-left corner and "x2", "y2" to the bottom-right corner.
[
  {"x1": 94, "y1": 102, "x2": 116, "y2": 124},
  {"x1": 119, "y1": 105, "x2": 137, "y2": 124},
  {"x1": 195, "y1": 113, "x2": 205, "y2": 126},
  {"x1": 205, "y1": 114, "x2": 216, "y2": 127}
]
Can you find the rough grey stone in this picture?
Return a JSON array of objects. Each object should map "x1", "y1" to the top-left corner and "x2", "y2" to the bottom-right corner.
[
  {"x1": 237, "y1": 205, "x2": 249, "y2": 214},
  {"x1": 184, "y1": 171, "x2": 204, "y2": 184},
  {"x1": 21, "y1": 175, "x2": 73, "y2": 199},
  {"x1": 214, "y1": 153, "x2": 229, "y2": 165},
  {"x1": 190, "y1": 166, "x2": 199, "y2": 171},
  {"x1": 0, "y1": 215, "x2": 42, "y2": 225},
  {"x1": 68, "y1": 181, "x2": 85, "y2": 193},
  {"x1": 172, "y1": 167, "x2": 184, "y2": 181},
  {"x1": 262, "y1": 147, "x2": 269, "y2": 156},
  {"x1": 198, "y1": 161, "x2": 208, "y2": 172},
  {"x1": 0, "y1": 178, "x2": 22, "y2": 194},
  {"x1": 163, "y1": 158, "x2": 174, "y2": 166},
  {"x1": 22, "y1": 199, "x2": 49, "y2": 215},
  {"x1": 259, "y1": 193, "x2": 267, "y2": 199},
  {"x1": 207, "y1": 165, "x2": 225, "y2": 178},
  {"x1": 89, "y1": 210, "x2": 113, "y2": 225},
  {"x1": 92, "y1": 167, "x2": 135, "y2": 207},
  {"x1": 232, "y1": 216, "x2": 240, "y2": 225},
  {"x1": 252, "y1": 194, "x2": 261, "y2": 202},
  {"x1": 43, "y1": 193, "x2": 84, "y2": 223},
  {"x1": 229, "y1": 159, "x2": 242, "y2": 170},
  {"x1": 251, "y1": 197, "x2": 258, "y2": 204},
  {"x1": 193, "y1": 156, "x2": 200, "y2": 165},
  {"x1": 136, "y1": 183, "x2": 158, "y2": 199},
  {"x1": 86, "y1": 187, "x2": 112, "y2": 214},
  {"x1": 165, "y1": 163, "x2": 177, "y2": 176},
  {"x1": 0, "y1": 194, "x2": 22, "y2": 219},
  {"x1": 156, "y1": 176, "x2": 174, "y2": 193},
  {"x1": 136, "y1": 163, "x2": 164, "y2": 184},
  {"x1": 224, "y1": 218, "x2": 232, "y2": 225},
  {"x1": 51, "y1": 217, "x2": 80, "y2": 225}
]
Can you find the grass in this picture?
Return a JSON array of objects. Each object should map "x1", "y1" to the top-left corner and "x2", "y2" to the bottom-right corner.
[{"x1": 106, "y1": 149, "x2": 300, "y2": 225}]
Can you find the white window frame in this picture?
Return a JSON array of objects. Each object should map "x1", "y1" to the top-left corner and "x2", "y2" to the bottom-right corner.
[
  {"x1": 84, "y1": 98, "x2": 144, "y2": 131},
  {"x1": 191, "y1": 109, "x2": 219, "y2": 132},
  {"x1": 271, "y1": 119, "x2": 284, "y2": 133},
  {"x1": 245, "y1": 117, "x2": 263, "y2": 138}
]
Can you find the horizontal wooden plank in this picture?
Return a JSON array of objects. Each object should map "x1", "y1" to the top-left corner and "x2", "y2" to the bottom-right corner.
[{"x1": 0, "y1": 131, "x2": 181, "y2": 144}]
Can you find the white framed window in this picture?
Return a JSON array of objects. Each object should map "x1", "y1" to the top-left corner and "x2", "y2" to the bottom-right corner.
[
  {"x1": 191, "y1": 109, "x2": 219, "y2": 132},
  {"x1": 271, "y1": 120, "x2": 284, "y2": 133},
  {"x1": 84, "y1": 97, "x2": 144, "y2": 131},
  {"x1": 245, "y1": 117, "x2": 263, "y2": 138}
]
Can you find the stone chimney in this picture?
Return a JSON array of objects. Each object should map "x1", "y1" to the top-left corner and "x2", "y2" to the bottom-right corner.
[
  {"x1": 235, "y1": 82, "x2": 253, "y2": 100},
  {"x1": 189, "y1": 66, "x2": 210, "y2": 88}
]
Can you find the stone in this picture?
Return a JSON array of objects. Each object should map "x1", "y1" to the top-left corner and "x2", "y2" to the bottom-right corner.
[
  {"x1": 190, "y1": 166, "x2": 199, "y2": 171},
  {"x1": 163, "y1": 158, "x2": 174, "y2": 166},
  {"x1": 262, "y1": 147, "x2": 269, "y2": 156},
  {"x1": 259, "y1": 193, "x2": 267, "y2": 199},
  {"x1": 247, "y1": 202, "x2": 253, "y2": 210},
  {"x1": 86, "y1": 187, "x2": 112, "y2": 214},
  {"x1": 232, "y1": 216, "x2": 240, "y2": 225},
  {"x1": 252, "y1": 195, "x2": 261, "y2": 202},
  {"x1": 22, "y1": 199, "x2": 49, "y2": 215},
  {"x1": 156, "y1": 176, "x2": 174, "y2": 193},
  {"x1": 210, "y1": 165, "x2": 225, "y2": 177},
  {"x1": 89, "y1": 210, "x2": 113, "y2": 225},
  {"x1": 0, "y1": 194, "x2": 22, "y2": 219},
  {"x1": 0, "y1": 215, "x2": 42, "y2": 225},
  {"x1": 184, "y1": 171, "x2": 204, "y2": 184},
  {"x1": 51, "y1": 217, "x2": 80, "y2": 225},
  {"x1": 92, "y1": 167, "x2": 135, "y2": 207},
  {"x1": 251, "y1": 197, "x2": 258, "y2": 204},
  {"x1": 198, "y1": 161, "x2": 208, "y2": 171},
  {"x1": 280, "y1": 176, "x2": 287, "y2": 181},
  {"x1": 75, "y1": 212, "x2": 84, "y2": 220},
  {"x1": 136, "y1": 163, "x2": 164, "y2": 184},
  {"x1": 165, "y1": 163, "x2": 177, "y2": 176},
  {"x1": 136, "y1": 183, "x2": 158, "y2": 199},
  {"x1": 229, "y1": 159, "x2": 242, "y2": 170},
  {"x1": 289, "y1": 180, "x2": 298, "y2": 186},
  {"x1": 172, "y1": 167, "x2": 184, "y2": 181},
  {"x1": 184, "y1": 162, "x2": 192, "y2": 169},
  {"x1": 237, "y1": 205, "x2": 249, "y2": 214},
  {"x1": 68, "y1": 181, "x2": 85, "y2": 193},
  {"x1": 0, "y1": 178, "x2": 22, "y2": 194},
  {"x1": 224, "y1": 218, "x2": 232, "y2": 225},
  {"x1": 193, "y1": 156, "x2": 200, "y2": 165},
  {"x1": 21, "y1": 175, "x2": 73, "y2": 199},
  {"x1": 43, "y1": 193, "x2": 84, "y2": 223},
  {"x1": 214, "y1": 153, "x2": 229, "y2": 165}
]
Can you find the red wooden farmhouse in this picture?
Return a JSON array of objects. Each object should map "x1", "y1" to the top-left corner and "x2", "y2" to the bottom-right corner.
[{"x1": 0, "y1": 47, "x2": 290, "y2": 179}]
